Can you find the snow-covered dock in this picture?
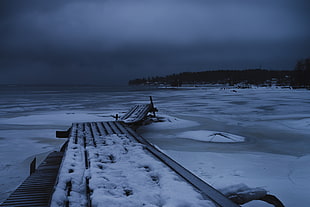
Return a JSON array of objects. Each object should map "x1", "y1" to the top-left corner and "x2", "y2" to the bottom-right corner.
[{"x1": 51, "y1": 121, "x2": 238, "y2": 207}]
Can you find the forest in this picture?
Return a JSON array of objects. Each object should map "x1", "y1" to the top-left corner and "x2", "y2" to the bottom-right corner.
[{"x1": 129, "y1": 58, "x2": 310, "y2": 88}]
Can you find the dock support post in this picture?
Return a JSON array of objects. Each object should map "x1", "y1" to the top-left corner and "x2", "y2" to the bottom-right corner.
[
  {"x1": 30, "y1": 157, "x2": 36, "y2": 175},
  {"x1": 149, "y1": 96, "x2": 157, "y2": 117}
]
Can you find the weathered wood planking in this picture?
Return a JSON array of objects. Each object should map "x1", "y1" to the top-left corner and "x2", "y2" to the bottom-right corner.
[{"x1": 0, "y1": 152, "x2": 64, "y2": 207}]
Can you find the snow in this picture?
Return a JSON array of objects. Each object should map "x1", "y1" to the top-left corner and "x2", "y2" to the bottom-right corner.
[
  {"x1": 1, "y1": 85, "x2": 309, "y2": 206},
  {"x1": 166, "y1": 150, "x2": 310, "y2": 207},
  {"x1": 219, "y1": 183, "x2": 267, "y2": 205}
]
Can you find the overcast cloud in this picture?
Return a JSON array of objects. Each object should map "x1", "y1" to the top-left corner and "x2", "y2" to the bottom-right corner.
[{"x1": 1, "y1": 0, "x2": 309, "y2": 85}]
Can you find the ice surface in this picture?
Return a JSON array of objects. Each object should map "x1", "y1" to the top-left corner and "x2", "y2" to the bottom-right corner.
[
  {"x1": 0, "y1": 85, "x2": 309, "y2": 206},
  {"x1": 165, "y1": 150, "x2": 310, "y2": 207}
]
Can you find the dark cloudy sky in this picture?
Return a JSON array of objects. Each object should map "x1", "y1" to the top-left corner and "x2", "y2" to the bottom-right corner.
[{"x1": 1, "y1": 0, "x2": 309, "y2": 85}]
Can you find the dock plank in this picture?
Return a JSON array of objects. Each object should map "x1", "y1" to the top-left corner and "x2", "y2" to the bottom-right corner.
[
  {"x1": 97, "y1": 122, "x2": 108, "y2": 136},
  {"x1": 102, "y1": 122, "x2": 114, "y2": 134},
  {"x1": 84, "y1": 122, "x2": 95, "y2": 147},
  {"x1": 107, "y1": 121, "x2": 122, "y2": 134}
]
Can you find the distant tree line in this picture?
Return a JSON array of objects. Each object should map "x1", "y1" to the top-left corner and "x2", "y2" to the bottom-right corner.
[
  {"x1": 293, "y1": 58, "x2": 310, "y2": 87},
  {"x1": 129, "y1": 58, "x2": 310, "y2": 88}
]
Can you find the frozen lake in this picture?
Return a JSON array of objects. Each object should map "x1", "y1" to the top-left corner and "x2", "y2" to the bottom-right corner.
[{"x1": 0, "y1": 85, "x2": 309, "y2": 206}]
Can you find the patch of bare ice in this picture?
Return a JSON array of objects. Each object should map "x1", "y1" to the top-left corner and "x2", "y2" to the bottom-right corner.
[{"x1": 0, "y1": 111, "x2": 111, "y2": 125}]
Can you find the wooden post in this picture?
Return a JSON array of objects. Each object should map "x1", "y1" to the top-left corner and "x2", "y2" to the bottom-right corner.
[
  {"x1": 149, "y1": 96, "x2": 156, "y2": 117},
  {"x1": 30, "y1": 157, "x2": 36, "y2": 175}
]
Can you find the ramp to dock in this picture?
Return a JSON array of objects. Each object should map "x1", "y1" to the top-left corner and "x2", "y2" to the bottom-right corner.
[{"x1": 0, "y1": 151, "x2": 64, "y2": 207}]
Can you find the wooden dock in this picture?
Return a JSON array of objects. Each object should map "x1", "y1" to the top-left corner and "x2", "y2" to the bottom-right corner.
[{"x1": 51, "y1": 121, "x2": 239, "y2": 207}]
